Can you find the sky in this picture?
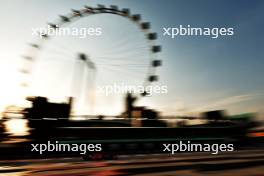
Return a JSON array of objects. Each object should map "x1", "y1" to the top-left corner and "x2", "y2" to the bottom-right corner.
[{"x1": 0, "y1": 0, "x2": 264, "y2": 118}]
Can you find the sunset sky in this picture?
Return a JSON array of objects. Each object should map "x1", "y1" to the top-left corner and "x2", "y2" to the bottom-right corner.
[{"x1": 0, "y1": 0, "x2": 264, "y2": 117}]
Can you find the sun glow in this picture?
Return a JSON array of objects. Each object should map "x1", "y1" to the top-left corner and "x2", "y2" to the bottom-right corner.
[
  {"x1": 4, "y1": 119, "x2": 29, "y2": 136},
  {"x1": 0, "y1": 56, "x2": 26, "y2": 115}
]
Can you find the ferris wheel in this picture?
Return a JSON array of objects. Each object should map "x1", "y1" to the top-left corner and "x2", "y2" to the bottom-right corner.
[{"x1": 20, "y1": 4, "x2": 162, "y2": 115}]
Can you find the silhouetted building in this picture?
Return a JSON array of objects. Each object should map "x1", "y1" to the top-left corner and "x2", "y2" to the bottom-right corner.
[
  {"x1": 203, "y1": 110, "x2": 225, "y2": 121},
  {"x1": 125, "y1": 93, "x2": 137, "y2": 119},
  {"x1": 23, "y1": 96, "x2": 72, "y2": 119},
  {"x1": 130, "y1": 107, "x2": 158, "y2": 119}
]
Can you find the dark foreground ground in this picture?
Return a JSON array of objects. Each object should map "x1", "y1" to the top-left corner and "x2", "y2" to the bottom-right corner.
[{"x1": 0, "y1": 149, "x2": 263, "y2": 176}]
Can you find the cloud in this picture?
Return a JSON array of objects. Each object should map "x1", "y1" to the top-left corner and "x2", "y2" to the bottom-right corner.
[{"x1": 193, "y1": 94, "x2": 257, "y2": 112}]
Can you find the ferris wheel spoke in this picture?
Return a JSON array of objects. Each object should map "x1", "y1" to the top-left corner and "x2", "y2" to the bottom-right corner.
[
  {"x1": 43, "y1": 49, "x2": 77, "y2": 59},
  {"x1": 95, "y1": 55, "x2": 148, "y2": 62},
  {"x1": 99, "y1": 65, "x2": 147, "y2": 79},
  {"x1": 95, "y1": 59, "x2": 149, "y2": 67},
  {"x1": 113, "y1": 66, "x2": 149, "y2": 74},
  {"x1": 99, "y1": 44, "x2": 149, "y2": 56},
  {"x1": 43, "y1": 45, "x2": 76, "y2": 56},
  {"x1": 97, "y1": 63, "x2": 149, "y2": 68},
  {"x1": 100, "y1": 64, "x2": 143, "y2": 75},
  {"x1": 104, "y1": 50, "x2": 150, "y2": 60},
  {"x1": 97, "y1": 39, "x2": 149, "y2": 54},
  {"x1": 95, "y1": 52, "x2": 150, "y2": 61},
  {"x1": 49, "y1": 40, "x2": 78, "y2": 53},
  {"x1": 91, "y1": 35, "x2": 131, "y2": 53},
  {"x1": 99, "y1": 66, "x2": 148, "y2": 73},
  {"x1": 103, "y1": 30, "x2": 140, "y2": 50},
  {"x1": 20, "y1": 5, "x2": 162, "y2": 115}
]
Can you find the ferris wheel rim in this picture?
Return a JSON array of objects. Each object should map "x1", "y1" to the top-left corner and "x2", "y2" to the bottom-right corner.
[{"x1": 21, "y1": 4, "x2": 162, "y2": 97}]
